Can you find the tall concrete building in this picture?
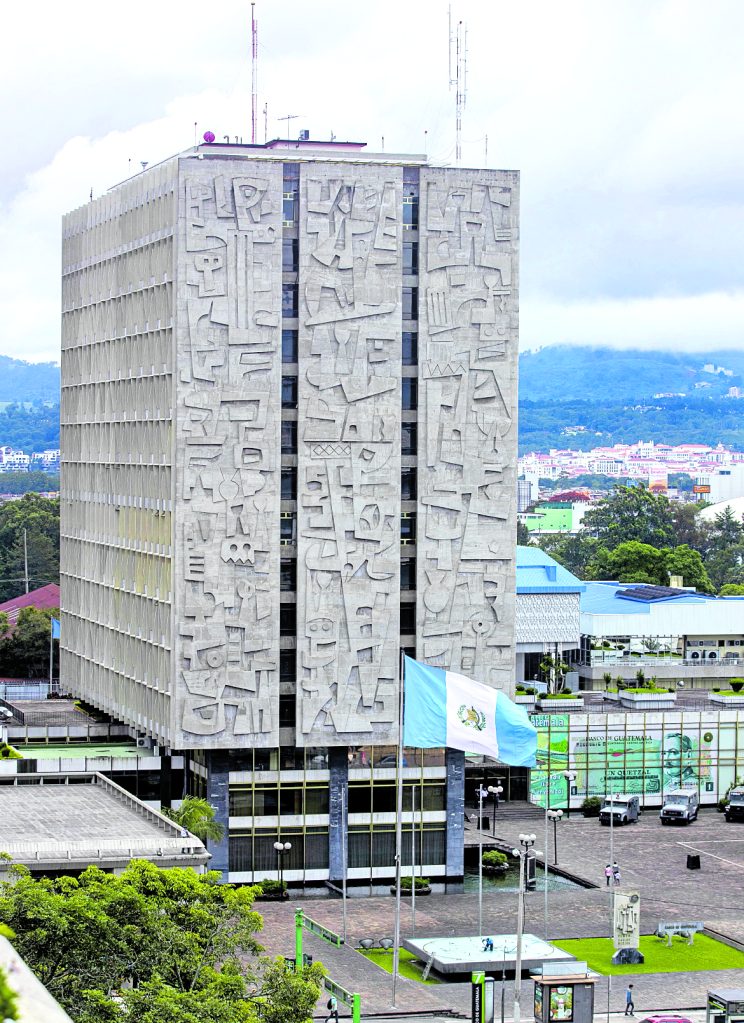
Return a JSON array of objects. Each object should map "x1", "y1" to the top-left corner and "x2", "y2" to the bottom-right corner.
[{"x1": 61, "y1": 138, "x2": 520, "y2": 882}]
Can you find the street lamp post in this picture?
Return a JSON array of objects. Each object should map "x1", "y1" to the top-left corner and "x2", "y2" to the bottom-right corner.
[
  {"x1": 488, "y1": 784, "x2": 504, "y2": 836},
  {"x1": 562, "y1": 770, "x2": 576, "y2": 817},
  {"x1": 477, "y1": 784, "x2": 487, "y2": 936},
  {"x1": 512, "y1": 833, "x2": 538, "y2": 1023},
  {"x1": 273, "y1": 840, "x2": 291, "y2": 893},
  {"x1": 547, "y1": 809, "x2": 563, "y2": 864}
]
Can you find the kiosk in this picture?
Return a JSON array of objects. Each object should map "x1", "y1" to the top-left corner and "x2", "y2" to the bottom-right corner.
[
  {"x1": 708, "y1": 989, "x2": 744, "y2": 1023},
  {"x1": 532, "y1": 962, "x2": 598, "y2": 1023}
]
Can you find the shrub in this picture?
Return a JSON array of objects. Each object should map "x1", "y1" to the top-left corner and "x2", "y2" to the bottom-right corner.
[
  {"x1": 581, "y1": 796, "x2": 602, "y2": 817},
  {"x1": 543, "y1": 692, "x2": 578, "y2": 700},
  {"x1": 400, "y1": 876, "x2": 430, "y2": 890},
  {"x1": 731, "y1": 678, "x2": 744, "y2": 693},
  {"x1": 257, "y1": 878, "x2": 286, "y2": 896},
  {"x1": 482, "y1": 850, "x2": 508, "y2": 868},
  {"x1": 602, "y1": 673, "x2": 613, "y2": 686},
  {"x1": 718, "y1": 797, "x2": 730, "y2": 812},
  {"x1": 0, "y1": 744, "x2": 20, "y2": 760},
  {"x1": 635, "y1": 669, "x2": 646, "y2": 686},
  {"x1": 713, "y1": 688, "x2": 721, "y2": 693}
]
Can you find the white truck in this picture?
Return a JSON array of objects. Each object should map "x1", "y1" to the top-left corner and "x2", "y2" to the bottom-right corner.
[
  {"x1": 599, "y1": 794, "x2": 640, "y2": 826},
  {"x1": 660, "y1": 789, "x2": 699, "y2": 825}
]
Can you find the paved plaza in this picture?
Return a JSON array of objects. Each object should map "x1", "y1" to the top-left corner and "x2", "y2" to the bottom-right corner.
[{"x1": 258, "y1": 807, "x2": 744, "y2": 1020}]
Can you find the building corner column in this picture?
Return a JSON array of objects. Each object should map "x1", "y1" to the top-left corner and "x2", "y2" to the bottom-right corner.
[
  {"x1": 205, "y1": 750, "x2": 230, "y2": 879},
  {"x1": 328, "y1": 747, "x2": 348, "y2": 883},
  {"x1": 446, "y1": 748, "x2": 465, "y2": 882}
]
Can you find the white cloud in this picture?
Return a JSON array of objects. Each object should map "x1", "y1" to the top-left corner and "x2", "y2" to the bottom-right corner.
[{"x1": 3, "y1": 0, "x2": 744, "y2": 361}]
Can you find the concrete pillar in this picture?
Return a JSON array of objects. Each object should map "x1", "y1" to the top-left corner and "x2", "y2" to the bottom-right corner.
[
  {"x1": 328, "y1": 747, "x2": 348, "y2": 883},
  {"x1": 445, "y1": 748, "x2": 465, "y2": 880},
  {"x1": 158, "y1": 752, "x2": 172, "y2": 808},
  {"x1": 205, "y1": 750, "x2": 230, "y2": 878}
]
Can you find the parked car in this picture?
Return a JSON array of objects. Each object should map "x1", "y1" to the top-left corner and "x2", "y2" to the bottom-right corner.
[
  {"x1": 725, "y1": 786, "x2": 744, "y2": 822},
  {"x1": 660, "y1": 790, "x2": 699, "y2": 824},
  {"x1": 640, "y1": 1015, "x2": 692, "y2": 1023},
  {"x1": 599, "y1": 794, "x2": 640, "y2": 826}
]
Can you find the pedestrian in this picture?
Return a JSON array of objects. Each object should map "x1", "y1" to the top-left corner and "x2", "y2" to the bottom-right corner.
[
  {"x1": 624, "y1": 984, "x2": 634, "y2": 1016},
  {"x1": 326, "y1": 994, "x2": 339, "y2": 1023},
  {"x1": 482, "y1": 937, "x2": 494, "y2": 952},
  {"x1": 180, "y1": 826, "x2": 189, "y2": 854},
  {"x1": 613, "y1": 862, "x2": 621, "y2": 886},
  {"x1": 604, "y1": 863, "x2": 613, "y2": 886}
]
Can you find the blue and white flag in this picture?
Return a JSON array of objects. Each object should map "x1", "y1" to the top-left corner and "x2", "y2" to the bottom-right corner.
[
  {"x1": 51, "y1": 618, "x2": 61, "y2": 640},
  {"x1": 403, "y1": 656, "x2": 538, "y2": 767}
]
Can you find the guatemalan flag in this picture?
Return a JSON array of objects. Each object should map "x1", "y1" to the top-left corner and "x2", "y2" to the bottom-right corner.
[{"x1": 403, "y1": 656, "x2": 538, "y2": 767}]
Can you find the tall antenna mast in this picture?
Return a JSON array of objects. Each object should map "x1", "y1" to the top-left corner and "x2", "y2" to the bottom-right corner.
[
  {"x1": 448, "y1": 7, "x2": 468, "y2": 163},
  {"x1": 251, "y1": 3, "x2": 258, "y2": 144}
]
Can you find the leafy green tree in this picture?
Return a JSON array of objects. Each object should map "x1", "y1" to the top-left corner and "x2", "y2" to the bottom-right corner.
[
  {"x1": 0, "y1": 493, "x2": 59, "y2": 601},
  {"x1": 0, "y1": 472, "x2": 59, "y2": 496},
  {"x1": 516, "y1": 521, "x2": 531, "y2": 545},
  {"x1": 664, "y1": 544, "x2": 713, "y2": 592},
  {"x1": 719, "y1": 583, "x2": 744, "y2": 596},
  {"x1": 0, "y1": 860, "x2": 323, "y2": 1023},
  {"x1": 161, "y1": 796, "x2": 225, "y2": 843},
  {"x1": 0, "y1": 606, "x2": 58, "y2": 678},
  {"x1": 537, "y1": 533, "x2": 603, "y2": 578},
  {"x1": 587, "y1": 541, "x2": 665, "y2": 584},
  {"x1": 670, "y1": 501, "x2": 710, "y2": 554},
  {"x1": 705, "y1": 508, "x2": 744, "y2": 590},
  {"x1": 581, "y1": 485, "x2": 676, "y2": 550}
]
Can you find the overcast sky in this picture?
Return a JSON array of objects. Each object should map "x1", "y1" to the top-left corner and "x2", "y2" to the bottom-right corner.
[{"x1": 3, "y1": 0, "x2": 744, "y2": 363}]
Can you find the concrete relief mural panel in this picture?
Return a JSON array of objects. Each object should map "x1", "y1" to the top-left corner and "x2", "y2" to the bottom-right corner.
[{"x1": 174, "y1": 161, "x2": 282, "y2": 747}]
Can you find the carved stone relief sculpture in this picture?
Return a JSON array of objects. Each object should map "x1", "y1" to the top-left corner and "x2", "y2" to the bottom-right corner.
[
  {"x1": 417, "y1": 169, "x2": 520, "y2": 690},
  {"x1": 175, "y1": 163, "x2": 282, "y2": 746},
  {"x1": 296, "y1": 166, "x2": 402, "y2": 745}
]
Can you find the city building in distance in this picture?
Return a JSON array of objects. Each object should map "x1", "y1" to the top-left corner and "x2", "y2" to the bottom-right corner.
[{"x1": 60, "y1": 136, "x2": 520, "y2": 882}]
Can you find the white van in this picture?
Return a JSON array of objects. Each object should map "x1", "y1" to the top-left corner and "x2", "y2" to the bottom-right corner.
[{"x1": 660, "y1": 790, "x2": 699, "y2": 824}]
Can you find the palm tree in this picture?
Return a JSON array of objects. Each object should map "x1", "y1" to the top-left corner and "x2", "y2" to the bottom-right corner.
[{"x1": 161, "y1": 796, "x2": 224, "y2": 843}]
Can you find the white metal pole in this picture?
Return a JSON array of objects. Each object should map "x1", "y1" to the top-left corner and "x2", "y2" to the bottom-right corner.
[
  {"x1": 544, "y1": 775, "x2": 549, "y2": 939},
  {"x1": 411, "y1": 785, "x2": 416, "y2": 934},
  {"x1": 478, "y1": 785, "x2": 484, "y2": 935},
  {"x1": 49, "y1": 618, "x2": 54, "y2": 689},
  {"x1": 23, "y1": 529, "x2": 29, "y2": 593},
  {"x1": 513, "y1": 849, "x2": 525, "y2": 1023},
  {"x1": 341, "y1": 783, "x2": 347, "y2": 943},
  {"x1": 391, "y1": 649, "x2": 405, "y2": 1008}
]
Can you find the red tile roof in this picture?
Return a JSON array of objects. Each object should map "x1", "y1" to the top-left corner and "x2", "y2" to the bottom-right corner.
[{"x1": 0, "y1": 583, "x2": 60, "y2": 626}]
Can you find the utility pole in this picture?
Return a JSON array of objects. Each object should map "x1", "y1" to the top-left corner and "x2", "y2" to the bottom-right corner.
[{"x1": 23, "y1": 529, "x2": 29, "y2": 593}]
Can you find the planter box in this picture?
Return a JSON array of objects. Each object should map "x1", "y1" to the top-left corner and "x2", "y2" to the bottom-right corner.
[
  {"x1": 515, "y1": 696, "x2": 537, "y2": 708},
  {"x1": 537, "y1": 698, "x2": 583, "y2": 711},
  {"x1": 618, "y1": 691, "x2": 676, "y2": 711},
  {"x1": 709, "y1": 693, "x2": 744, "y2": 707},
  {"x1": 482, "y1": 864, "x2": 508, "y2": 875},
  {"x1": 390, "y1": 886, "x2": 431, "y2": 896}
]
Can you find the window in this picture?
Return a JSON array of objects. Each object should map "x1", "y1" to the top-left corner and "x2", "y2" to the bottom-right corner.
[
  {"x1": 282, "y1": 329, "x2": 298, "y2": 363},
  {"x1": 403, "y1": 241, "x2": 418, "y2": 275},
  {"x1": 279, "y1": 693, "x2": 296, "y2": 728},
  {"x1": 230, "y1": 789, "x2": 252, "y2": 816},
  {"x1": 402, "y1": 332, "x2": 418, "y2": 366},
  {"x1": 281, "y1": 467, "x2": 297, "y2": 501},
  {"x1": 282, "y1": 194, "x2": 297, "y2": 224},
  {"x1": 348, "y1": 785, "x2": 372, "y2": 814},
  {"x1": 280, "y1": 558, "x2": 296, "y2": 592},
  {"x1": 253, "y1": 787, "x2": 279, "y2": 816},
  {"x1": 280, "y1": 649, "x2": 295, "y2": 683},
  {"x1": 282, "y1": 284, "x2": 298, "y2": 318},
  {"x1": 305, "y1": 788, "x2": 329, "y2": 814},
  {"x1": 280, "y1": 603, "x2": 296, "y2": 636},
  {"x1": 403, "y1": 195, "x2": 419, "y2": 228},
  {"x1": 401, "y1": 467, "x2": 417, "y2": 501},
  {"x1": 280, "y1": 787, "x2": 303, "y2": 815},
  {"x1": 281, "y1": 421, "x2": 297, "y2": 454},
  {"x1": 280, "y1": 514, "x2": 296, "y2": 542},
  {"x1": 400, "y1": 602, "x2": 416, "y2": 634},
  {"x1": 400, "y1": 558, "x2": 416, "y2": 591},
  {"x1": 403, "y1": 287, "x2": 418, "y2": 321},
  {"x1": 402, "y1": 378, "x2": 418, "y2": 410},
  {"x1": 401, "y1": 423, "x2": 417, "y2": 456},
  {"x1": 282, "y1": 238, "x2": 298, "y2": 272},
  {"x1": 282, "y1": 376, "x2": 298, "y2": 409},
  {"x1": 400, "y1": 513, "x2": 416, "y2": 541}
]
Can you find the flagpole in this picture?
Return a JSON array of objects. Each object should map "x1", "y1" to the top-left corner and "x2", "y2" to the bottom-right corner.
[
  {"x1": 391, "y1": 648, "x2": 405, "y2": 1008},
  {"x1": 49, "y1": 618, "x2": 54, "y2": 690}
]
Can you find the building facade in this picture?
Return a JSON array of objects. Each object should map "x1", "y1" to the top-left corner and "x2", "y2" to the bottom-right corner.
[{"x1": 60, "y1": 140, "x2": 520, "y2": 882}]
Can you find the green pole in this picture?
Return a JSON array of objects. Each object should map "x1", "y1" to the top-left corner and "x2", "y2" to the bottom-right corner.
[
  {"x1": 295, "y1": 908, "x2": 304, "y2": 968},
  {"x1": 352, "y1": 993, "x2": 361, "y2": 1023}
]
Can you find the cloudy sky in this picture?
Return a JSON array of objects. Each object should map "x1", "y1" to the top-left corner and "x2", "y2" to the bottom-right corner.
[{"x1": 3, "y1": 0, "x2": 744, "y2": 363}]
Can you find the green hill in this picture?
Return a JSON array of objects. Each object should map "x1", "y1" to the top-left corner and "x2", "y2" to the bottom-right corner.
[{"x1": 0, "y1": 356, "x2": 59, "y2": 404}]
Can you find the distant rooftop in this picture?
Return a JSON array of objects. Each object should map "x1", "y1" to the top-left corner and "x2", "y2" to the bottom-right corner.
[
  {"x1": 516, "y1": 546, "x2": 585, "y2": 594},
  {"x1": 581, "y1": 581, "x2": 735, "y2": 616},
  {"x1": 0, "y1": 583, "x2": 59, "y2": 626}
]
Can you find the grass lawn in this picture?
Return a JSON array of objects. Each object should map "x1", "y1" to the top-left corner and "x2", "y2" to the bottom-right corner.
[
  {"x1": 359, "y1": 948, "x2": 441, "y2": 984},
  {"x1": 551, "y1": 935, "x2": 744, "y2": 975}
]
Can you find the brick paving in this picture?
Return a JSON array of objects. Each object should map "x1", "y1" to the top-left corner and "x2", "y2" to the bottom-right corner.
[{"x1": 258, "y1": 807, "x2": 744, "y2": 1019}]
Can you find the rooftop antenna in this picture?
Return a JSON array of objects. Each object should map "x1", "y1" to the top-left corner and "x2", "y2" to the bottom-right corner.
[
  {"x1": 448, "y1": 6, "x2": 468, "y2": 163},
  {"x1": 278, "y1": 114, "x2": 303, "y2": 137},
  {"x1": 263, "y1": 102, "x2": 268, "y2": 143},
  {"x1": 251, "y1": 3, "x2": 258, "y2": 144}
]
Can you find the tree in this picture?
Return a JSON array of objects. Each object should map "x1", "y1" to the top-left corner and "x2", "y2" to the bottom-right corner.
[
  {"x1": 0, "y1": 860, "x2": 323, "y2": 1023},
  {"x1": 587, "y1": 541, "x2": 666, "y2": 585},
  {"x1": 0, "y1": 606, "x2": 58, "y2": 678},
  {"x1": 581, "y1": 485, "x2": 676, "y2": 550},
  {"x1": 719, "y1": 583, "x2": 744, "y2": 596},
  {"x1": 516, "y1": 521, "x2": 531, "y2": 546},
  {"x1": 705, "y1": 507, "x2": 744, "y2": 591},
  {"x1": 670, "y1": 501, "x2": 710, "y2": 554},
  {"x1": 161, "y1": 796, "x2": 225, "y2": 843},
  {"x1": 664, "y1": 544, "x2": 713, "y2": 592},
  {"x1": 0, "y1": 494, "x2": 59, "y2": 602},
  {"x1": 537, "y1": 533, "x2": 603, "y2": 578}
]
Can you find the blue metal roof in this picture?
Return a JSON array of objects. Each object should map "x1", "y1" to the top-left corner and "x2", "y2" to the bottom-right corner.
[
  {"x1": 580, "y1": 581, "x2": 722, "y2": 616},
  {"x1": 516, "y1": 545, "x2": 585, "y2": 594}
]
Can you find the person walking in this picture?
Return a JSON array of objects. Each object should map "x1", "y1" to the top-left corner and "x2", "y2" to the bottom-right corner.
[
  {"x1": 326, "y1": 995, "x2": 339, "y2": 1023},
  {"x1": 613, "y1": 862, "x2": 621, "y2": 886},
  {"x1": 604, "y1": 863, "x2": 613, "y2": 886},
  {"x1": 624, "y1": 984, "x2": 634, "y2": 1016}
]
